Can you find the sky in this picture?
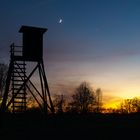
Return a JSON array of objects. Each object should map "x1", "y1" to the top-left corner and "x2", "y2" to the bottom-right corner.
[{"x1": 1, "y1": 0, "x2": 140, "y2": 108}]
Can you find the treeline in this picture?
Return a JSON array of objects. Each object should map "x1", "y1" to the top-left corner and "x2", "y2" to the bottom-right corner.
[
  {"x1": 51, "y1": 83, "x2": 140, "y2": 114},
  {"x1": 1, "y1": 63, "x2": 140, "y2": 114},
  {"x1": 52, "y1": 82, "x2": 102, "y2": 114},
  {"x1": 0, "y1": 63, "x2": 102, "y2": 114},
  {"x1": 105, "y1": 97, "x2": 140, "y2": 114}
]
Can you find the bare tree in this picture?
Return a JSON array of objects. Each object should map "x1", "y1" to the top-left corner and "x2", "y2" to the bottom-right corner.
[
  {"x1": 53, "y1": 94, "x2": 65, "y2": 113},
  {"x1": 0, "y1": 63, "x2": 8, "y2": 101},
  {"x1": 131, "y1": 97, "x2": 140, "y2": 112},
  {"x1": 69, "y1": 82, "x2": 95, "y2": 114},
  {"x1": 95, "y1": 88, "x2": 102, "y2": 113},
  {"x1": 118, "y1": 97, "x2": 140, "y2": 113}
]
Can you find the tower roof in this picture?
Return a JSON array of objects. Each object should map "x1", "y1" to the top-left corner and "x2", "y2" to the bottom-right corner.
[{"x1": 19, "y1": 25, "x2": 47, "y2": 34}]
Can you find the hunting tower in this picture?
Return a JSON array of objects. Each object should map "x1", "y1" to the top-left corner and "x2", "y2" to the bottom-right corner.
[{"x1": 1, "y1": 25, "x2": 54, "y2": 113}]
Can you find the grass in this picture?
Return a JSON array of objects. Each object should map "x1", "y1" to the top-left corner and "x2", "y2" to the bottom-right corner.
[{"x1": 1, "y1": 112, "x2": 140, "y2": 139}]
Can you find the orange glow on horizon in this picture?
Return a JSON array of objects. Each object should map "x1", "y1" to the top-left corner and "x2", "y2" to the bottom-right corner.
[{"x1": 103, "y1": 102, "x2": 120, "y2": 109}]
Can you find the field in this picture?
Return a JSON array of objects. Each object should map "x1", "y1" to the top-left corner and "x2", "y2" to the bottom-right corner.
[{"x1": 1, "y1": 113, "x2": 140, "y2": 139}]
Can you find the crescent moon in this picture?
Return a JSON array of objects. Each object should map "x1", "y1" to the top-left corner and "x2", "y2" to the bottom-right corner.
[{"x1": 59, "y1": 19, "x2": 63, "y2": 24}]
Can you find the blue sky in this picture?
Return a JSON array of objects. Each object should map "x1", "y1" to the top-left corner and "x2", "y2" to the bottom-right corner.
[{"x1": 1, "y1": 0, "x2": 140, "y2": 107}]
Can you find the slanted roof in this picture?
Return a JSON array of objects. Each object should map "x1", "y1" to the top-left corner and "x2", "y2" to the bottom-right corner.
[{"x1": 19, "y1": 25, "x2": 47, "y2": 34}]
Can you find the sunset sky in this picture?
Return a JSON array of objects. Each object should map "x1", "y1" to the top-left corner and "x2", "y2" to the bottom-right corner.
[{"x1": 1, "y1": 0, "x2": 140, "y2": 108}]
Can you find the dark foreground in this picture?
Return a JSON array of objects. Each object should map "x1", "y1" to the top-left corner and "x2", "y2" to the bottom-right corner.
[{"x1": 1, "y1": 113, "x2": 140, "y2": 140}]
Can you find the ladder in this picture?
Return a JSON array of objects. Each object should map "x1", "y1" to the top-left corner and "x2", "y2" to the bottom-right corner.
[
  {"x1": 10, "y1": 43, "x2": 27, "y2": 113},
  {"x1": 11, "y1": 61, "x2": 26, "y2": 113}
]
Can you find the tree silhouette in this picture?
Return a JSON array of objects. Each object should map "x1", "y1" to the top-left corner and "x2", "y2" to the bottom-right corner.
[
  {"x1": 95, "y1": 88, "x2": 102, "y2": 113},
  {"x1": 69, "y1": 82, "x2": 95, "y2": 114},
  {"x1": 131, "y1": 97, "x2": 140, "y2": 112},
  {"x1": 118, "y1": 97, "x2": 140, "y2": 113},
  {"x1": 0, "y1": 63, "x2": 8, "y2": 103},
  {"x1": 53, "y1": 94, "x2": 65, "y2": 113}
]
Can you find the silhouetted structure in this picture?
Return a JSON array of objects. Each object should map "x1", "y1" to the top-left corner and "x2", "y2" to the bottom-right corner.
[{"x1": 1, "y1": 25, "x2": 54, "y2": 113}]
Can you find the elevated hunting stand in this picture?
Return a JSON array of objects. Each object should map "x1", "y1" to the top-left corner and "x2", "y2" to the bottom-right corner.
[{"x1": 1, "y1": 26, "x2": 54, "y2": 113}]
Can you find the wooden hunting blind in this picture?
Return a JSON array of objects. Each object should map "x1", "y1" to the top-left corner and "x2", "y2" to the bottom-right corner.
[
  {"x1": 19, "y1": 26, "x2": 47, "y2": 61},
  {"x1": 1, "y1": 25, "x2": 54, "y2": 114}
]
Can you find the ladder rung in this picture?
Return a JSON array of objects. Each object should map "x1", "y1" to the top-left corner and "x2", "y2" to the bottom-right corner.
[
  {"x1": 12, "y1": 91, "x2": 25, "y2": 93},
  {"x1": 13, "y1": 70, "x2": 25, "y2": 71},
  {"x1": 13, "y1": 102, "x2": 26, "y2": 104},
  {"x1": 18, "y1": 92, "x2": 26, "y2": 94},
  {"x1": 13, "y1": 87, "x2": 25, "y2": 89},
  {"x1": 12, "y1": 77, "x2": 25, "y2": 79},
  {"x1": 12, "y1": 87, "x2": 25, "y2": 90},
  {"x1": 12, "y1": 88, "x2": 26, "y2": 89},
  {"x1": 14, "y1": 66, "x2": 25, "y2": 68},
  {"x1": 14, "y1": 51, "x2": 22, "y2": 53},
  {"x1": 14, "y1": 98, "x2": 26, "y2": 100},
  {"x1": 12, "y1": 83, "x2": 23, "y2": 87},
  {"x1": 12, "y1": 75, "x2": 25, "y2": 77},
  {"x1": 12, "y1": 75, "x2": 25, "y2": 78},
  {"x1": 12, "y1": 84, "x2": 23, "y2": 86},
  {"x1": 12, "y1": 87, "x2": 24, "y2": 89},
  {"x1": 13, "y1": 71, "x2": 26, "y2": 74},
  {"x1": 13, "y1": 84, "x2": 25, "y2": 86},
  {"x1": 13, "y1": 69, "x2": 25, "y2": 71},
  {"x1": 12, "y1": 89, "x2": 25, "y2": 91},
  {"x1": 13, "y1": 101, "x2": 26, "y2": 103},
  {"x1": 12, "y1": 111, "x2": 26, "y2": 113},
  {"x1": 12, "y1": 106, "x2": 26, "y2": 108},
  {"x1": 12, "y1": 82, "x2": 24, "y2": 84},
  {"x1": 16, "y1": 63, "x2": 26, "y2": 65},
  {"x1": 14, "y1": 67, "x2": 26, "y2": 70},
  {"x1": 12, "y1": 83, "x2": 24, "y2": 85},
  {"x1": 12, "y1": 94, "x2": 26, "y2": 96},
  {"x1": 13, "y1": 97, "x2": 26, "y2": 99},
  {"x1": 13, "y1": 82, "x2": 24, "y2": 84},
  {"x1": 13, "y1": 79, "x2": 24, "y2": 81}
]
